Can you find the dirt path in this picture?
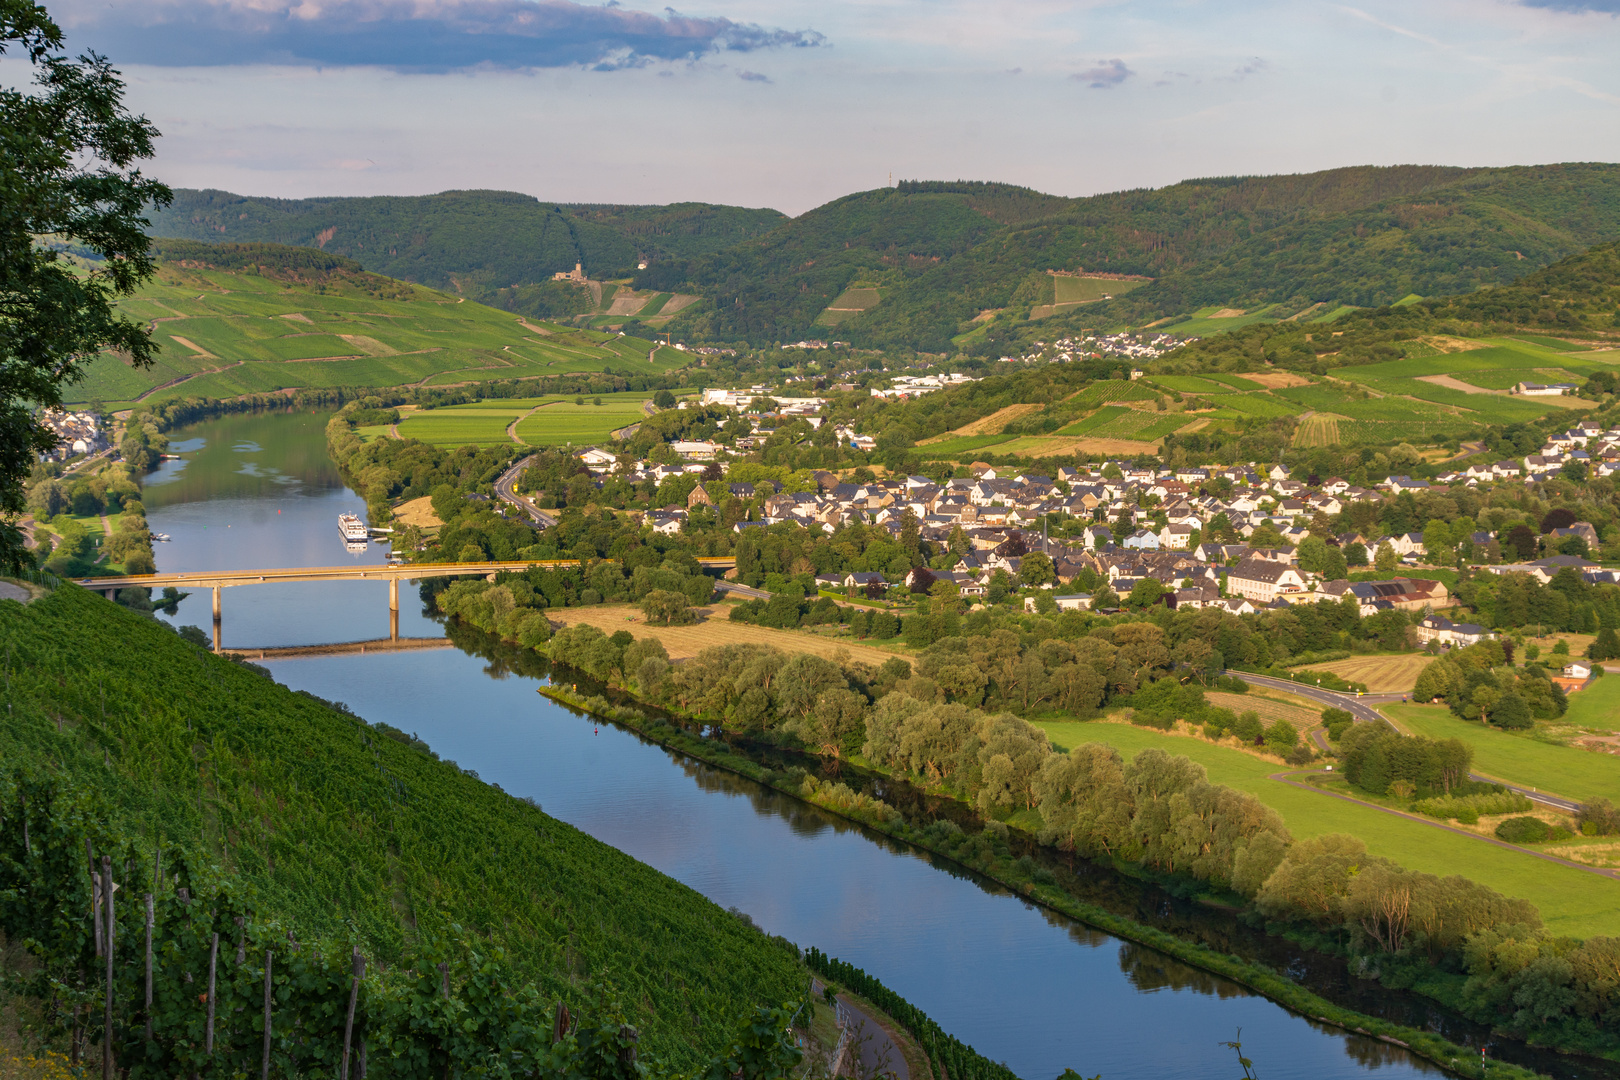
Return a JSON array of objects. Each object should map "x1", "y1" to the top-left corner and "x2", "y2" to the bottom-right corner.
[
  {"x1": 507, "y1": 402, "x2": 549, "y2": 445},
  {"x1": 99, "y1": 514, "x2": 113, "y2": 537},
  {"x1": 1268, "y1": 769, "x2": 1618, "y2": 879}
]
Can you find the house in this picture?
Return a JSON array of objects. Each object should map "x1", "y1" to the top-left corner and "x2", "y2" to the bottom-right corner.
[
  {"x1": 670, "y1": 440, "x2": 720, "y2": 460},
  {"x1": 1122, "y1": 529, "x2": 1160, "y2": 551},
  {"x1": 647, "y1": 511, "x2": 685, "y2": 535},
  {"x1": 844, "y1": 572, "x2": 887, "y2": 590},
  {"x1": 1226, "y1": 559, "x2": 1308, "y2": 603},
  {"x1": 1083, "y1": 524, "x2": 1114, "y2": 550},
  {"x1": 1024, "y1": 593, "x2": 1093, "y2": 613},
  {"x1": 1414, "y1": 615, "x2": 1492, "y2": 647},
  {"x1": 1171, "y1": 586, "x2": 1222, "y2": 609},
  {"x1": 1553, "y1": 661, "x2": 1594, "y2": 693},
  {"x1": 1320, "y1": 577, "x2": 1450, "y2": 614},
  {"x1": 577, "y1": 447, "x2": 617, "y2": 472},
  {"x1": 1158, "y1": 523, "x2": 1195, "y2": 550},
  {"x1": 1215, "y1": 597, "x2": 1257, "y2": 615},
  {"x1": 1512, "y1": 382, "x2": 1578, "y2": 396}
]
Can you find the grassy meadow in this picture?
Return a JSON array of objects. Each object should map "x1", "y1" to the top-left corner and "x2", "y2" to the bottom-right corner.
[
  {"x1": 1033, "y1": 719, "x2": 1617, "y2": 937},
  {"x1": 1384, "y1": 698, "x2": 1620, "y2": 804},
  {"x1": 385, "y1": 392, "x2": 656, "y2": 447},
  {"x1": 76, "y1": 263, "x2": 691, "y2": 408}
]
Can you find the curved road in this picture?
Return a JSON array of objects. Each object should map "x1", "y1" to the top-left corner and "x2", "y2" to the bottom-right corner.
[
  {"x1": 492, "y1": 454, "x2": 556, "y2": 530},
  {"x1": 1239, "y1": 673, "x2": 1583, "y2": 813}
]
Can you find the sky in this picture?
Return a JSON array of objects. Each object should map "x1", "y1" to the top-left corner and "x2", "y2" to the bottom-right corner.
[{"x1": 23, "y1": 0, "x2": 1620, "y2": 215}]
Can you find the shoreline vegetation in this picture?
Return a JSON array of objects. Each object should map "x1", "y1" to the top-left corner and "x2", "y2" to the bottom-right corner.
[{"x1": 531, "y1": 678, "x2": 1548, "y2": 1080}]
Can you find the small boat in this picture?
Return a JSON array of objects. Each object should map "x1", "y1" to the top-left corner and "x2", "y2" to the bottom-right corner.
[
  {"x1": 338, "y1": 513, "x2": 369, "y2": 542},
  {"x1": 150, "y1": 532, "x2": 172, "y2": 542}
]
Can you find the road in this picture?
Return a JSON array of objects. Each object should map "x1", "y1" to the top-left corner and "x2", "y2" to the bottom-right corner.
[
  {"x1": 714, "y1": 580, "x2": 770, "y2": 600},
  {"x1": 1239, "y1": 672, "x2": 1584, "y2": 812},
  {"x1": 492, "y1": 454, "x2": 556, "y2": 529}
]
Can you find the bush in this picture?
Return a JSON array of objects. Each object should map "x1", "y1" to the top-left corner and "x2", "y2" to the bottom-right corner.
[
  {"x1": 1321, "y1": 707, "x2": 1355, "y2": 742},
  {"x1": 1494, "y1": 816, "x2": 1572, "y2": 844},
  {"x1": 1413, "y1": 790, "x2": 1533, "y2": 819},
  {"x1": 1576, "y1": 797, "x2": 1620, "y2": 836}
]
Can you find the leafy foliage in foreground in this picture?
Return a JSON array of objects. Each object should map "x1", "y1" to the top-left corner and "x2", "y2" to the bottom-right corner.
[{"x1": 0, "y1": 586, "x2": 806, "y2": 1067}]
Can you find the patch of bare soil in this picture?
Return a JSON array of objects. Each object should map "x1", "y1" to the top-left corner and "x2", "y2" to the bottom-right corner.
[
  {"x1": 1209, "y1": 308, "x2": 1247, "y2": 318},
  {"x1": 1419, "y1": 335, "x2": 1489, "y2": 353},
  {"x1": 1240, "y1": 370, "x2": 1312, "y2": 388},
  {"x1": 920, "y1": 403, "x2": 1043, "y2": 442},
  {"x1": 279, "y1": 312, "x2": 314, "y2": 324},
  {"x1": 1416, "y1": 374, "x2": 1499, "y2": 395},
  {"x1": 339, "y1": 334, "x2": 397, "y2": 355},
  {"x1": 167, "y1": 335, "x2": 215, "y2": 358}
]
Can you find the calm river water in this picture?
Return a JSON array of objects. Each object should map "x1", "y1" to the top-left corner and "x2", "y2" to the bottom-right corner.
[{"x1": 142, "y1": 410, "x2": 1456, "y2": 1080}]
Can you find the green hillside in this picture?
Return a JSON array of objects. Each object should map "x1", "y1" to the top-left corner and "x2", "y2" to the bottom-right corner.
[
  {"x1": 145, "y1": 189, "x2": 785, "y2": 317},
  {"x1": 1158, "y1": 238, "x2": 1620, "y2": 381},
  {"x1": 0, "y1": 584, "x2": 804, "y2": 1066},
  {"x1": 639, "y1": 165, "x2": 1620, "y2": 352},
  {"x1": 69, "y1": 241, "x2": 692, "y2": 407}
]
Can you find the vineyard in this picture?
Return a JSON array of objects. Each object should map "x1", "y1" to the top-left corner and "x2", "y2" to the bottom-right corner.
[
  {"x1": 0, "y1": 585, "x2": 808, "y2": 1067},
  {"x1": 0, "y1": 769, "x2": 808, "y2": 1079}
]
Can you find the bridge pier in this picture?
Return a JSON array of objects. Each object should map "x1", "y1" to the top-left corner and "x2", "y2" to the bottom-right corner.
[
  {"x1": 389, "y1": 578, "x2": 399, "y2": 641},
  {"x1": 212, "y1": 587, "x2": 221, "y2": 653}
]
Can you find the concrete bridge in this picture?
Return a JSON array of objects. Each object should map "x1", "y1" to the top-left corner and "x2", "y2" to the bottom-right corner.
[{"x1": 79, "y1": 557, "x2": 737, "y2": 651}]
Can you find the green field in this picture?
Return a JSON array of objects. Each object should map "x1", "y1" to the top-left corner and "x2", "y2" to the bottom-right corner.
[
  {"x1": 917, "y1": 433, "x2": 1015, "y2": 457},
  {"x1": 1149, "y1": 375, "x2": 1235, "y2": 395},
  {"x1": 1563, "y1": 676, "x2": 1620, "y2": 731},
  {"x1": 1384, "y1": 702, "x2": 1620, "y2": 806},
  {"x1": 1068, "y1": 379, "x2": 1158, "y2": 407},
  {"x1": 76, "y1": 264, "x2": 691, "y2": 407},
  {"x1": 390, "y1": 393, "x2": 653, "y2": 447},
  {"x1": 1052, "y1": 275, "x2": 1145, "y2": 304},
  {"x1": 514, "y1": 397, "x2": 652, "y2": 446},
  {"x1": 1034, "y1": 720, "x2": 1618, "y2": 937},
  {"x1": 817, "y1": 286, "x2": 884, "y2": 325},
  {"x1": 1157, "y1": 306, "x2": 1281, "y2": 336}
]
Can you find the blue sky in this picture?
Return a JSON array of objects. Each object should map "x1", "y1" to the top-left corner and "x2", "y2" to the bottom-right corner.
[{"x1": 36, "y1": 0, "x2": 1620, "y2": 214}]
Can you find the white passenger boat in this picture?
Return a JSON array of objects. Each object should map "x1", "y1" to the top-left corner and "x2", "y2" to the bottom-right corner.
[{"x1": 338, "y1": 513, "x2": 369, "y2": 542}]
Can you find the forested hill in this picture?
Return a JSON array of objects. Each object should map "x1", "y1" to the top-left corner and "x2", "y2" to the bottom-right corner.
[
  {"x1": 0, "y1": 586, "x2": 805, "y2": 1065},
  {"x1": 145, "y1": 188, "x2": 786, "y2": 312},
  {"x1": 640, "y1": 164, "x2": 1620, "y2": 352}
]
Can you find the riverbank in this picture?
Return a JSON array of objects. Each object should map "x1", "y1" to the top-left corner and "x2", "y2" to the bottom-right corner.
[{"x1": 532, "y1": 680, "x2": 1569, "y2": 1080}]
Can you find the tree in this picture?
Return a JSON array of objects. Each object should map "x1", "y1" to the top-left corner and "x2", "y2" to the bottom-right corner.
[
  {"x1": 638, "y1": 589, "x2": 696, "y2": 626},
  {"x1": 1505, "y1": 523, "x2": 1538, "y2": 561},
  {"x1": 1018, "y1": 550, "x2": 1056, "y2": 587},
  {"x1": 907, "y1": 566, "x2": 936, "y2": 594},
  {"x1": 1, "y1": 4, "x2": 170, "y2": 570},
  {"x1": 1589, "y1": 626, "x2": 1620, "y2": 662},
  {"x1": 1490, "y1": 691, "x2": 1532, "y2": 730},
  {"x1": 1540, "y1": 508, "x2": 1578, "y2": 534},
  {"x1": 1375, "y1": 542, "x2": 1397, "y2": 574},
  {"x1": 653, "y1": 389, "x2": 676, "y2": 409}
]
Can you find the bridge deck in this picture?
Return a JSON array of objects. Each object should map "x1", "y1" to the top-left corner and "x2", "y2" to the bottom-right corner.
[{"x1": 78, "y1": 557, "x2": 736, "y2": 590}]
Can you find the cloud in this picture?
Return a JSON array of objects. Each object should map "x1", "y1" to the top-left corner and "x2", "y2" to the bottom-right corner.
[
  {"x1": 55, "y1": 0, "x2": 825, "y2": 71},
  {"x1": 1072, "y1": 58, "x2": 1132, "y2": 88},
  {"x1": 1516, "y1": 0, "x2": 1620, "y2": 10},
  {"x1": 737, "y1": 69, "x2": 770, "y2": 82}
]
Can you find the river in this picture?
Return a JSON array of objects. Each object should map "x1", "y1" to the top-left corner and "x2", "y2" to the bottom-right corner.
[{"x1": 141, "y1": 410, "x2": 1457, "y2": 1080}]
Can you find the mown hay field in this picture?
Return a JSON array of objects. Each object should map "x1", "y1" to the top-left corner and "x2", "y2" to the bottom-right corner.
[
  {"x1": 549, "y1": 604, "x2": 900, "y2": 666},
  {"x1": 1307, "y1": 654, "x2": 1433, "y2": 692},
  {"x1": 1206, "y1": 691, "x2": 1321, "y2": 730}
]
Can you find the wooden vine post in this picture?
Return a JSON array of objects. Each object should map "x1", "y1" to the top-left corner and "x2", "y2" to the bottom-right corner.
[
  {"x1": 261, "y1": 951, "x2": 274, "y2": 1080},
  {"x1": 206, "y1": 932, "x2": 219, "y2": 1055},
  {"x1": 144, "y1": 895, "x2": 154, "y2": 1042},
  {"x1": 102, "y1": 855, "x2": 114, "y2": 1080},
  {"x1": 341, "y1": 948, "x2": 365, "y2": 1080}
]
